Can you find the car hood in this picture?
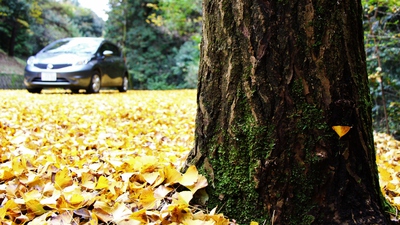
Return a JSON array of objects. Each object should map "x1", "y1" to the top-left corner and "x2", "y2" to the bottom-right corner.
[{"x1": 34, "y1": 53, "x2": 94, "y2": 64}]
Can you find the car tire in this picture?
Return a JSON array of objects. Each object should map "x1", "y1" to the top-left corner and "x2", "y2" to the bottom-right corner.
[
  {"x1": 118, "y1": 75, "x2": 128, "y2": 92},
  {"x1": 27, "y1": 88, "x2": 42, "y2": 94},
  {"x1": 86, "y1": 72, "x2": 101, "y2": 94}
]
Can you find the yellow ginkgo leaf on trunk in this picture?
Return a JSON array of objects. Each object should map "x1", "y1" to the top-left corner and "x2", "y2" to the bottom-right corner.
[{"x1": 332, "y1": 126, "x2": 352, "y2": 138}]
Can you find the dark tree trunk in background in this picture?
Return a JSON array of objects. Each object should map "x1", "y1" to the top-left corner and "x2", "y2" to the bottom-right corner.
[
  {"x1": 187, "y1": 0, "x2": 392, "y2": 224},
  {"x1": 8, "y1": 18, "x2": 17, "y2": 57}
]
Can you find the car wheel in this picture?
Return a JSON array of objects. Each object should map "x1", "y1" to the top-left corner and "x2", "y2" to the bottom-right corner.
[
  {"x1": 27, "y1": 88, "x2": 42, "y2": 94},
  {"x1": 118, "y1": 75, "x2": 128, "y2": 92},
  {"x1": 86, "y1": 72, "x2": 101, "y2": 94}
]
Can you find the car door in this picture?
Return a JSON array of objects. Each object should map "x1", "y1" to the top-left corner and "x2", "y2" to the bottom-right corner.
[
  {"x1": 97, "y1": 43, "x2": 114, "y2": 86},
  {"x1": 106, "y1": 43, "x2": 125, "y2": 86}
]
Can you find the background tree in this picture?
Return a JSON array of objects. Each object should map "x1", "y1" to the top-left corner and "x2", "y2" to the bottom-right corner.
[
  {"x1": 104, "y1": 0, "x2": 127, "y2": 47},
  {"x1": 105, "y1": 0, "x2": 201, "y2": 89},
  {"x1": 0, "y1": 0, "x2": 34, "y2": 56},
  {"x1": 26, "y1": 0, "x2": 104, "y2": 54},
  {"x1": 155, "y1": 0, "x2": 202, "y2": 89},
  {"x1": 188, "y1": 0, "x2": 393, "y2": 224},
  {"x1": 363, "y1": 0, "x2": 400, "y2": 138},
  {"x1": 0, "y1": 0, "x2": 104, "y2": 57}
]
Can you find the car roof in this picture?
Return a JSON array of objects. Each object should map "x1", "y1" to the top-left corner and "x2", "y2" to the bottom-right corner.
[
  {"x1": 58, "y1": 37, "x2": 105, "y2": 43},
  {"x1": 59, "y1": 37, "x2": 118, "y2": 46},
  {"x1": 62, "y1": 37, "x2": 105, "y2": 40}
]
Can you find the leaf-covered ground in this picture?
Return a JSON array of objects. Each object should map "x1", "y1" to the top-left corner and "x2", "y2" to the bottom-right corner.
[
  {"x1": 0, "y1": 89, "x2": 399, "y2": 224},
  {"x1": 375, "y1": 132, "x2": 400, "y2": 211},
  {"x1": 0, "y1": 90, "x2": 229, "y2": 224}
]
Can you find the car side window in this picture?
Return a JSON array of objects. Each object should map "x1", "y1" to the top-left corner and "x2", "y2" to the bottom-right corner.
[
  {"x1": 98, "y1": 44, "x2": 107, "y2": 57},
  {"x1": 108, "y1": 44, "x2": 120, "y2": 57},
  {"x1": 98, "y1": 43, "x2": 120, "y2": 57}
]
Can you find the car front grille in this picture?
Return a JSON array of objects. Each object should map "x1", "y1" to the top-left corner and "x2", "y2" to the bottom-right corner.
[
  {"x1": 32, "y1": 77, "x2": 69, "y2": 82},
  {"x1": 34, "y1": 63, "x2": 72, "y2": 69}
]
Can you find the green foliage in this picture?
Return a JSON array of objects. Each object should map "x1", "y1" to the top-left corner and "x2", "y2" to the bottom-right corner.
[
  {"x1": 0, "y1": 0, "x2": 31, "y2": 56},
  {"x1": 103, "y1": 0, "x2": 126, "y2": 47},
  {"x1": 157, "y1": 0, "x2": 202, "y2": 37},
  {"x1": 171, "y1": 38, "x2": 200, "y2": 89},
  {"x1": 105, "y1": 0, "x2": 201, "y2": 90},
  {"x1": 0, "y1": 0, "x2": 104, "y2": 57},
  {"x1": 27, "y1": 0, "x2": 104, "y2": 53},
  {"x1": 363, "y1": 0, "x2": 400, "y2": 137}
]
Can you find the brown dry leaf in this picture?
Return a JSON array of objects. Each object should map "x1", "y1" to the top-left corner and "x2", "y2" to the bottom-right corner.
[{"x1": 51, "y1": 211, "x2": 74, "y2": 224}]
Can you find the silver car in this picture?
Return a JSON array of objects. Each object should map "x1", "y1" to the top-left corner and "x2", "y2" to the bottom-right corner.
[{"x1": 24, "y1": 37, "x2": 129, "y2": 93}]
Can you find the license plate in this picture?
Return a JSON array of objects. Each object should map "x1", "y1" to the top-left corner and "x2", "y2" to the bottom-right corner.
[{"x1": 41, "y1": 72, "x2": 57, "y2": 81}]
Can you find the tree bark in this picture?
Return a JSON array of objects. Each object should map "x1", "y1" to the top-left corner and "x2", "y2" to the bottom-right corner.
[{"x1": 189, "y1": 0, "x2": 392, "y2": 224}]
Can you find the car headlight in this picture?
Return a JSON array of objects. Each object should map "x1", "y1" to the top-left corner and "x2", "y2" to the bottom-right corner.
[
  {"x1": 27, "y1": 56, "x2": 37, "y2": 66},
  {"x1": 75, "y1": 58, "x2": 90, "y2": 66}
]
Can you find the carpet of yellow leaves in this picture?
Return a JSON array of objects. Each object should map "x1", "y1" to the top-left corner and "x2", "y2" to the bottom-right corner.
[
  {"x1": 375, "y1": 132, "x2": 400, "y2": 212},
  {"x1": 0, "y1": 89, "x2": 399, "y2": 224},
  {"x1": 0, "y1": 90, "x2": 230, "y2": 225}
]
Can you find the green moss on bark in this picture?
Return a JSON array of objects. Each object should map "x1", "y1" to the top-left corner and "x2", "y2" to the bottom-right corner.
[
  {"x1": 282, "y1": 79, "x2": 333, "y2": 224},
  {"x1": 199, "y1": 92, "x2": 272, "y2": 223}
]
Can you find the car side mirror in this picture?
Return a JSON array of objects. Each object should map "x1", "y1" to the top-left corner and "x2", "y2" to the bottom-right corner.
[{"x1": 103, "y1": 50, "x2": 113, "y2": 57}]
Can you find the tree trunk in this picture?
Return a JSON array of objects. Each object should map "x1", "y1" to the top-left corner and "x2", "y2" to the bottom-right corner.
[
  {"x1": 188, "y1": 0, "x2": 392, "y2": 224},
  {"x1": 8, "y1": 18, "x2": 17, "y2": 57}
]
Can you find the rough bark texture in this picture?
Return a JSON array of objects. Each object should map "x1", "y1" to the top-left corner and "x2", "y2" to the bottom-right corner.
[{"x1": 188, "y1": 0, "x2": 392, "y2": 224}]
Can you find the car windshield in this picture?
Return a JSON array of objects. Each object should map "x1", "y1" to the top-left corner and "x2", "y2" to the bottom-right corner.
[{"x1": 42, "y1": 39, "x2": 102, "y2": 54}]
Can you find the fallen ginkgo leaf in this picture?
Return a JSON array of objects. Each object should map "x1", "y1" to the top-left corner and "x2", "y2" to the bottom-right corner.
[{"x1": 332, "y1": 125, "x2": 352, "y2": 138}]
